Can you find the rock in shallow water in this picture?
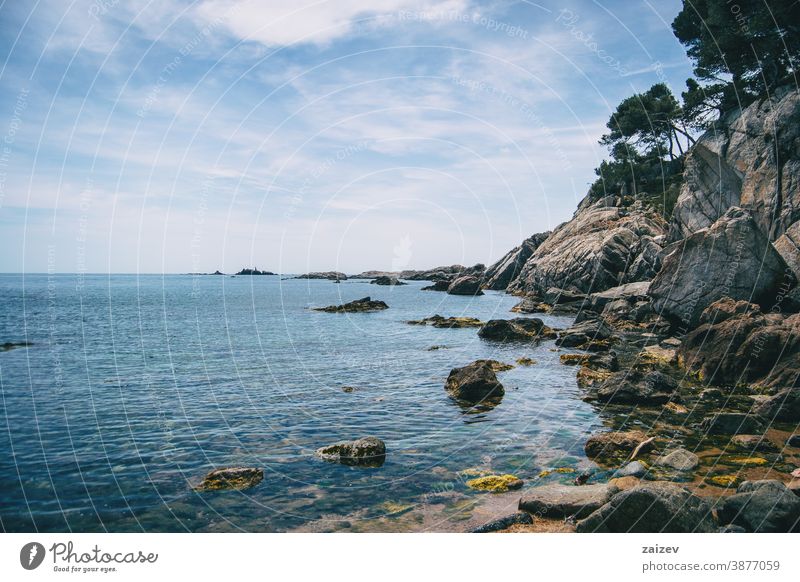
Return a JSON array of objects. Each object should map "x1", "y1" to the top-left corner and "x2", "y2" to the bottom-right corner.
[
  {"x1": 584, "y1": 430, "x2": 653, "y2": 462},
  {"x1": 313, "y1": 296, "x2": 389, "y2": 313},
  {"x1": 195, "y1": 467, "x2": 264, "y2": 491},
  {"x1": 576, "y1": 482, "x2": 716, "y2": 533},
  {"x1": 316, "y1": 437, "x2": 386, "y2": 467},
  {"x1": 446, "y1": 275, "x2": 484, "y2": 296},
  {"x1": 593, "y1": 369, "x2": 678, "y2": 405},
  {"x1": 466, "y1": 474, "x2": 523, "y2": 492},
  {"x1": 445, "y1": 361, "x2": 505, "y2": 404}
]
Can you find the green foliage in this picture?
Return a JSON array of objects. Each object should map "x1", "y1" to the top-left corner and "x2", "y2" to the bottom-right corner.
[{"x1": 672, "y1": 0, "x2": 800, "y2": 108}]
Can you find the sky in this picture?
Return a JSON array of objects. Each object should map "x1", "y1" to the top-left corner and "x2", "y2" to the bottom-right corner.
[{"x1": 0, "y1": 0, "x2": 693, "y2": 274}]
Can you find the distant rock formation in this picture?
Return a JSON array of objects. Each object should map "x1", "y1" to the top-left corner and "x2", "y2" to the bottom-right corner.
[
  {"x1": 236, "y1": 267, "x2": 276, "y2": 276},
  {"x1": 295, "y1": 271, "x2": 347, "y2": 281}
]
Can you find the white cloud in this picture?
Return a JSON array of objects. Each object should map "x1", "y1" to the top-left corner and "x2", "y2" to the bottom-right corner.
[{"x1": 194, "y1": 0, "x2": 469, "y2": 47}]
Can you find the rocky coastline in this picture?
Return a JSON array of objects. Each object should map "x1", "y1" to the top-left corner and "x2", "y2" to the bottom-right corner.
[{"x1": 197, "y1": 88, "x2": 800, "y2": 533}]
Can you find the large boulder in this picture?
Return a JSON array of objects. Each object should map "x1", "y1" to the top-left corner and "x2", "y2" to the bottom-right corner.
[
  {"x1": 654, "y1": 448, "x2": 699, "y2": 471},
  {"x1": 650, "y1": 207, "x2": 795, "y2": 328},
  {"x1": 555, "y1": 318, "x2": 613, "y2": 349},
  {"x1": 316, "y1": 437, "x2": 386, "y2": 467},
  {"x1": 678, "y1": 299, "x2": 800, "y2": 388},
  {"x1": 445, "y1": 361, "x2": 505, "y2": 403},
  {"x1": 370, "y1": 275, "x2": 406, "y2": 286},
  {"x1": 588, "y1": 281, "x2": 651, "y2": 310},
  {"x1": 483, "y1": 232, "x2": 549, "y2": 290},
  {"x1": 447, "y1": 276, "x2": 484, "y2": 296},
  {"x1": 518, "y1": 483, "x2": 618, "y2": 519},
  {"x1": 576, "y1": 482, "x2": 716, "y2": 533},
  {"x1": 717, "y1": 480, "x2": 800, "y2": 532},
  {"x1": 507, "y1": 198, "x2": 667, "y2": 296}
]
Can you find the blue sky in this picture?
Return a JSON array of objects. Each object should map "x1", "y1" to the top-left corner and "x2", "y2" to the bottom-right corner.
[{"x1": 0, "y1": 0, "x2": 692, "y2": 274}]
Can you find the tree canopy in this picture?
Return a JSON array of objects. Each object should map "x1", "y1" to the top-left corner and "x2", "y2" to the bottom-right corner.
[{"x1": 673, "y1": 0, "x2": 800, "y2": 114}]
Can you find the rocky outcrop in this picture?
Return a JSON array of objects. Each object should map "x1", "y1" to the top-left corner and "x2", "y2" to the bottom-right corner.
[
  {"x1": 588, "y1": 281, "x2": 650, "y2": 310},
  {"x1": 699, "y1": 413, "x2": 764, "y2": 435},
  {"x1": 554, "y1": 318, "x2": 613, "y2": 349},
  {"x1": 668, "y1": 87, "x2": 800, "y2": 253},
  {"x1": 316, "y1": 437, "x2": 386, "y2": 467},
  {"x1": 507, "y1": 198, "x2": 667, "y2": 296},
  {"x1": 482, "y1": 232, "x2": 549, "y2": 290},
  {"x1": 445, "y1": 361, "x2": 505, "y2": 403},
  {"x1": 678, "y1": 298, "x2": 800, "y2": 388},
  {"x1": 754, "y1": 388, "x2": 800, "y2": 422},
  {"x1": 421, "y1": 280, "x2": 450, "y2": 291},
  {"x1": 400, "y1": 264, "x2": 485, "y2": 281},
  {"x1": 717, "y1": 480, "x2": 800, "y2": 532},
  {"x1": 576, "y1": 482, "x2": 716, "y2": 533},
  {"x1": 370, "y1": 276, "x2": 406, "y2": 286},
  {"x1": 236, "y1": 268, "x2": 276, "y2": 275},
  {"x1": 295, "y1": 271, "x2": 347, "y2": 280},
  {"x1": 650, "y1": 207, "x2": 794, "y2": 328},
  {"x1": 313, "y1": 297, "x2": 389, "y2": 313},
  {"x1": 447, "y1": 276, "x2": 484, "y2": 296},
  {"x1": 195, "y1": 467, "x2": 264, "y2": 491}
]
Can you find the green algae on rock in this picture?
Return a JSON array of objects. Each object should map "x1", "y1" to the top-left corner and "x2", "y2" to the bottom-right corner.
[{"x1": 466, "y1": 474, "x2": 524, "y2": 492}]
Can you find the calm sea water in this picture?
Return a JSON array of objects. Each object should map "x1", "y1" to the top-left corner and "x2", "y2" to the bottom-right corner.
[{"x1": 0, "y1": 274, "x2": 603, "y2": 532}]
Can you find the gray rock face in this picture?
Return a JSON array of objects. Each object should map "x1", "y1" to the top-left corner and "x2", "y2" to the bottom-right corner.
[
  {"x1": 446, "y1": 275, "x2": 484, "y2": 296},
  {"x1": 717, "y1": 480, "x2": 800, "y2": 532},
  {"x1": 483, "y1": 232, "x2": 549, "y2": 290},
  {"x1": 754, "y1": 388, "x2": 800, "y2": 422},
  {"x1": 555, "y1": 318, "x2": 613, "y2": 349},
  {"x1": 576, "y1": 482, "x2": 716, "y2": 533},
  {"x1": 316, "y1": 437, "x2": 386, "y2": 467},
  {"x1": 669, "y1": 87, "x2": 800, "y2": 251},
  {"x1": 700, "y1": 413, "x2": 764, "y2": 435},
  {"x1": 650, "y1": 207, "x2": 794, "y2": 328},
  {"x1": 445, "y1": 361, "x2": 505, "y2": 403},
  {"x1": 507, "y1": 199, "x2": 667, "y2": 296},
  {"x1": 654, "y1": 448, "x2": 699, "y2": 471},
  {"x1": 518, "y1": 483, "x2": 618, "y2": 519},
  {"x1": 613, "y1": 461, "x2": 647, "y2": 478}
]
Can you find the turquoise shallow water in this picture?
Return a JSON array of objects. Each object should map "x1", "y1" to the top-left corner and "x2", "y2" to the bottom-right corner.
[{"x1": 0, "y1": 274, "x2": 603, "y2": 532}]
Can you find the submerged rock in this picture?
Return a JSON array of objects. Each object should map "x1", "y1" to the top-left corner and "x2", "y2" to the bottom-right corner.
[
  {"x1": 406, "y1": 315, "x2": 483, "y2": 328},
  {"x1": 584, "y1": 430, "x2": 652, "y2": 462},
  {"x1": 470, "y1": 512, "x2": 533, "y2": 533},
  {"x1": 447, "y1": 275, "x2": 484, "y2": 296},
  {"x1": 195, "y1": 467, "x2": 264, "y2": 491},
  {"x1": 316, "y1": 437, "x2": 386, "y2": 467},
  {"x1": 717, "y1": 480, "x2": 800, "y2": 532},
  {"x1": 518, "y1": 483, "x2": 619, "y2": 519},
  {"x1": 1, "y1": 341, "x2": 32, "y2": 351},
  {"x1": 576, "y1": 482, "x2": 716, "y2": 533},
  {"x1": 466, "y1": 474, "x2": 523, "y2": 492},
  {"x1": 313, "y1": 297, "x2": 389, "y2": 313},
  {"x1": 445, "y1": 361, "x2": 505, "y2": 404}
]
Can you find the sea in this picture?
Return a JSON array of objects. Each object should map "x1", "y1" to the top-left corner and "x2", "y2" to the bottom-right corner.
[{"x1": 0, "y1": 273, "x2": 604, "y2": 532}]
